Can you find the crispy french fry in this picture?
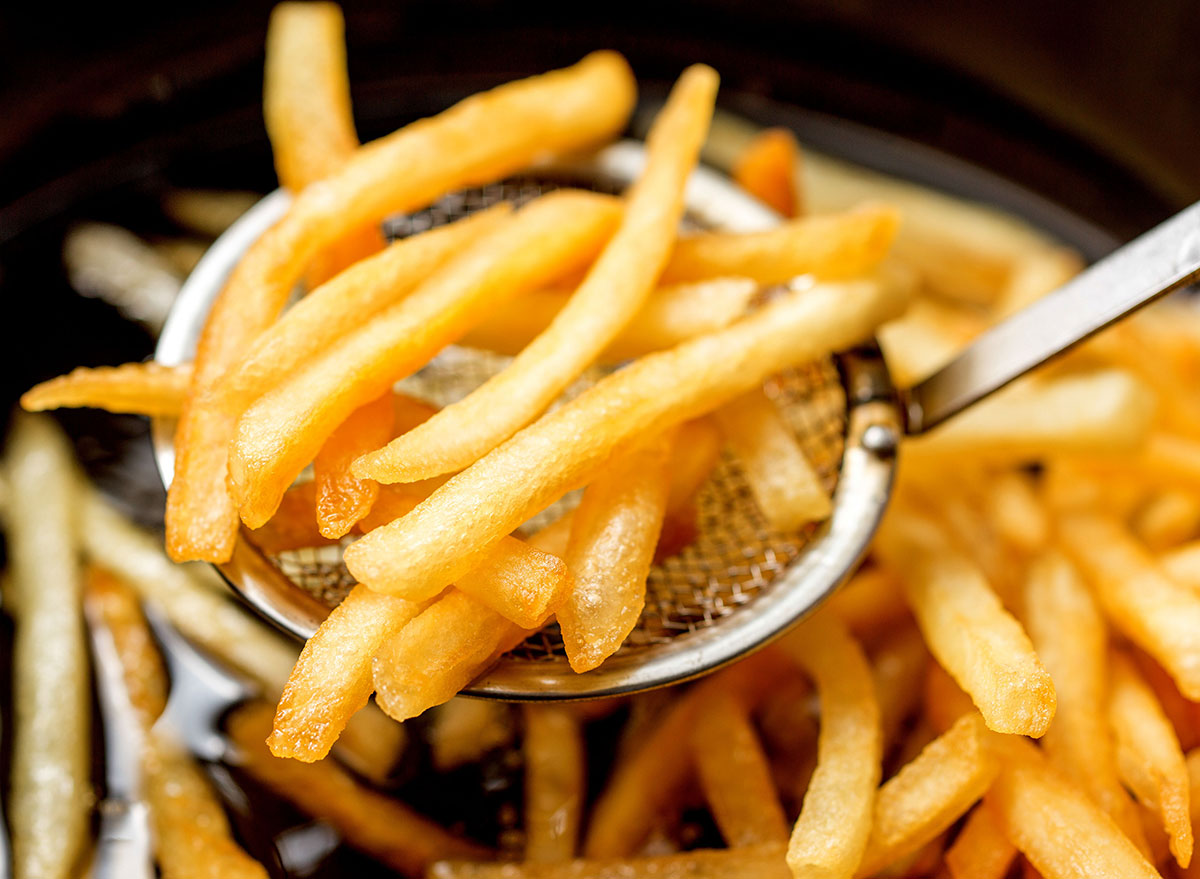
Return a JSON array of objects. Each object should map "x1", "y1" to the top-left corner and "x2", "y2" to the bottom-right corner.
[
  {"x1": 876, "y1": 512, "x2": 1056, "y2": 737},
  {"x1": 430, "y1": 699, "x2": 516, "y2": 771},
  {"x1": 1058, "y1": 512, "x2": 1200, "y2": 700},
  {"x1": 247, "y1": 480, "x2": 337, "y2": 554},
  {"x1": 560, "y1": 431, "x2": 673, "y2": 672},
  {"x1": 459, "y1": 278, "x2": 758, "y2": 362},
  {"x1": 2, "y1": 414, "x2": 90, "y2": 879},
  {"x1": 229, "y1": 190, "x2": 620, "y2": 528},
  {"x1": 1108, "y1": 651, "x2": 1193, "y2": 868},
  {"x1": 927, "y1": 483, "x2": 1022, "y2": 611},
  {"x1": 430, "y1": 844, "x2": 790, "y2": 879},
  {"x1": 167, "y1": 50, "x2": 636, "y2": 562},
  {"x1": 1131, "y1": 649, "x2": 1200, "y2": 752},
  {"x1": 358, "y1": 65, "x2": 719, "y2": 483},
  {"x1": 855, "y1": 713, "x2": 998, "y2": 878},
  {"x1": 922, "y1": 661, "x2": 975, "y2": 735},
  {"x1": 870, "y1": 627, "x2": 929, "y2": 752},
  {"x1": 659, "y1": 205, "x2": 898, "y2": 286},
  {"x1": 1133, "y1": 490, "x2": 1200, "y2": 552},
  {"x1": 523, "y1": 705, "x2": 585, "y2": 862},
  {"x1": 85, "y1": 567, "x2": 168, "y2": 724},
  {"x1": 1162, "y1": 540, "x2": 1200, "y2": 593},
  {"x1": 691, "y1": 689, "x2": 789, "y2": 847},
  {"x1": 21, "y1": 361, "x2": 190, "y2": 417},
  {"x1": 313, "y1": 392, "x2": 393, "y2": 537},
  {"x1": 945, "y1": 806, "x2": 1018, "y2": 879},
  {"x1": 824, "y1": 565, "x2": 910, "y2": 642},
  {"x1": 232, "y1": 701, "x2": 490, "y2": 872},
  {"x1": 1023, "y1": 551, "x2": 1149, "y2": 853},
  {"x1": 714, "y1": 387, "x2": 831, "y2": 531},
  {"x1": 343, "y1": 276, "x2": 906, "y2": 598},
  {"x1": 732, "y1": 127, "x2": 803, "y2": 217},
  {"x1": 984, "y1": 468, "x2": 1049, "y2": 554}
]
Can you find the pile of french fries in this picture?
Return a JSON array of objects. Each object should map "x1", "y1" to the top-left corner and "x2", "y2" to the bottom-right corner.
[{"x1": 14, "y1": 2, "x2": 1200, "y2": 877}]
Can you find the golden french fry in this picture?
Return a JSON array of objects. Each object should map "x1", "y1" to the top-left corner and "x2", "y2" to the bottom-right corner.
[
  {"x1": 855, "y1": 713, "x2": 998, "y2": 878},
  {"x1": 870, "y1": 627, "x2": 929, "y2": 751},
  {"x1": 876, "y1": 512, "x2": 1056, "y2": 736},
  {"x1": 926, "y1": 483, "x2": 1022, "y2": 611},
  {"x1": 1023, "y1": 551, "x2": 1149, "y2": 853},
  {"x1": 560, "y1": 431, "x2": 674, "y2": 672},
  {"x1": 2, "y1": 414, "x2": 90, "y2": 879},
  {"x1": 1108, "y1": 651, "x2": 1193, "y2": 868},
  {"x1": 371, "y1": 589, "x2": 533, "y2": 722},
  {"x1": 691, "y1": 690, "x2": 789, "y2": 847},
  {"x1": 247, "y1": 480, "x2": 337, "y2": 555},
  {"x1": 659, "y1": 205, "x2": 899, "y2": 286},
  {"x1": 1162, "y1": 540, "x2": 1200, "y2": 593},
  {"x1": 313, "y1": 392, "x2": 393, "y2": 537},
  {"x1": 343, "y1": 276, "x2": 906, "y2": 598},
  {"x1": 823, "y1": 565, "x2": 910, "y2": 642},
  {"x1": 229, "y1": 190, "x2": 621, "y2": 529},
  {"x1": 21, "y1": 361, "x2": 190, "y2": 417},
  {"x1": 232, "y1": 701, "x2": 490, "y2": 872},
  {"x1": 430, "y1": 844, "x2": 790, "y2": 879},
  {"x1": 167, "y1": 50, "x2": 636, "y2": 562},
  {"x1": 780, "y1": 612, "x2": 881, "y2": 879},
  {"x1": 1058, "y1": 512, "x2": 1200, "y2": 700},
  {"x1": 714, "y1": 387, "x2": 831, "y2": 531},
  {"x1": 357, "y1": 65, "x2": 720, "y2": 483},
  {"x1": 430, "y1": 699, "x2": 516, "y2": 771},
  {"x1": 1133, "y1": 490, "x2": 1200, "y2": 552},
  {"x1": 1130, "y1": 649, "x2": 1200, "y2": 753},
  {"x1": 876, "y1": 296, "x2": 983, "y2": 387},
  {"x1": 945, "y1": 806, "x2": 1018, "y2": 879},
  {"x1": 731, "y1": 127, "x2": 803, "y2": 217},
  {"x1": 657, "y1": 416, "x2": 722, "y2": 559},
  {"x1": 756, "y1": 674, "x2": 819, "y2": 814},
  {"x1": 459, "y1": 278, "x2": 758, "y2": 362},
  {"x1": 984, "y1": 468, "x2": 1049, "y2": 554},
  {"x1": 986, "y1": 736, "x2": 1160, "y2": 879},
  {"x1": 523, "y1": 705, "x2": 585, "y2": 862},
  {"x1": 84, "y1": 567, "x2": 168, "y2": 724}
]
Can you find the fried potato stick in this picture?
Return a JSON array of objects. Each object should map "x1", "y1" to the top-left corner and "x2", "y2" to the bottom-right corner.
[
  {"x1": 945, "y1": 806, "x2": 1018, "y2": 879},
  {"x1": 732, "y1": 127, "x2": 803, "y2": 217},
  {"x1": 21, "y1": 361, "x2": 190, "y2": 417},
  {"x1": 247, "y1": 480, "x2": 337, "y2": 555},
  {"x1": 560, "y1": 431, "x2": 674, "y2": 672},
  {"x1": 430, "y1": 844, "x2": 790, "y2": 879},
  {"x1": 431, "y1": 699, "x2": 516, "y2": 771},
  {"x1": 229, "y1": 190, "x2": 621, "y2": 528},
  {"x1": 523, "y1": 705, "x2": 586, "y2": 862},
  {"x1": 823, "y1": 565, "x2": 910, "y2": 642},
  {"x1": 343, "y1": 276, "x2": 906, "y2": 598},
  {"x1": 313, "y1": 392, "x2": 393, "y2": 537},
  {"x1": 359, "y1": 64, "x2": 719, "y2": 482},
  {"x1": 2, "y1": 414, "x2": 90, "y2": 879},
  {"x1": 168, "y1": 50, "x2": 635, "y2": 562}
]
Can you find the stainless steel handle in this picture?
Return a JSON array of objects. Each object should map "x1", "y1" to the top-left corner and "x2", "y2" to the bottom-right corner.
[{"x1": 903, "y1": 200, "x2": 1200, "y2": 435}]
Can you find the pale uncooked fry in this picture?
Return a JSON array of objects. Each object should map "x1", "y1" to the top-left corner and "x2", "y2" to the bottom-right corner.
[
  {"x1": 854, "y1": 713, "x2": 998, "y2": 878},
  {"x1": 357, "y1": 65, "x2": 719, "y2": 484},
  {"x1": 732, "y1": 127, "x2": 803, "y2": 217},
  {"x1": 823, "y1": 566, "x2": 910, "y2": 641},
  {"x1": 430, "y1": 699, "x2": 516, "y2": 771},
  {"x1": 1108, "y1": 651, "x2": 1193, "y2": 868},
  {"x1": 870, "y1": 627, "x2": 928, "y2": 751},
  {"x1": 228, "y1": 191, "x2": 621, "y2": 529},
  {"x1": 1134, "y1": 490, "x2": 1200, "y2": 552},
  {"x1": 944, "y1": 807, "x2": 1018, "y2": 879},
  {"x1": 63, "y1": 222, "x2": 182, "y2": 331},
  {"x1": 875, "y1": 512, "x2": 1056, "y2": 737},
  {"x1": 163, "y1": 189, "x2": 260, "y2": 237},
  {"x1": 714, "y1": 386, "x2": 831, "y2": 531},
  {"x1": 1023, "y1": 551, "x2": 1149, "y2": 853},
  {"x1": 313, "y1": 392, "x2": 393, "y2": 538},
  {"x1": 458, "y1": 278, "x2": 758, "y2": 362},
  {"x1": 430, "y1": 843, "x2": 790, "y2": 879},
  {"x1": 232, "y1": 702, "x2": 490, "y2": 872},
  {"x1": 691, "y1": 689, "x2": 789, "y2": 847},
  {"x1": 167, "y1": 50, "x2": 636, "y2": 562},
  {"x1": 523, "y1": 705, "x2": 586, "y2": 862},
  {"x1": 659, "y1": 205, "x2": 898, "y2": 286},
  {"x1": 560, "y1": 431, "x2": 673, "y2": 672},
  {"x1": 2, "y1": 414, "x2": 90, "y2": 879},
  {"x1": 906, "y1": 368, "x2": 1156, "y2": 462},
  {"x1": 343, "y1": 277, "x2": 906, "y2": 598},
  {"x1": 21, "y1": 361, "x2": 191, "y2": 417},
  {"x1": 1058, "y1": 512, "x2": 1200, "y2": 700},
  {"x1": 985, "y1": 736, "x2": 1160, "y2": 879}
]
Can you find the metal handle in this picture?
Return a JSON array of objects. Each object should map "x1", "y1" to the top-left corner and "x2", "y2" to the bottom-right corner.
[{"x1": 903, "y1": 200, "x2": 1200, "y2": 435}]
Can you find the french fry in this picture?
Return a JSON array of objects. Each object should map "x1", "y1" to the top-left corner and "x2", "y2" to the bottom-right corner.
[
  {"x1": 1022, "y1": 551, "x2": 1149, "y2": 853},
  {"x1": 756, "y1": 675, "x2": 819, "y2": 814},
  {"x1": 430, "y1": 699, "x2": 516, "y2": 771},
  {"x1": 371, "y1": 589, "x2": 534, "y2": 721},
  {"x1": 21, "y1": 361, "x2": 190, "y2": 417},
  {"x1": 168, "y1": 50, "x2": 636, "y2": 562},
  {"x1": 945, "y1": 806, "x2": 1018, "y2": 879},
  {"x1": 229, "y1": 190, "x2": 621, "y2": 528},
  {"x1": 690, "y1": 689, "x2": 790, "y2": 846},
  {"x1": 155, "y1": 237, "x2": 208, "y2": 275},
  {"x1": 1131, "y1": 649, "x2": 1200, "y2": 752},
  {"x1": 855, "y1": 713, "x2": 998, "y2": 877},
  {"x1": 1058, "y1": 512, "x2": 1200, "y2": 700},
  {"x1": 313, "y1": 392, "x2": 393, "y2": 537},
  {"x1": 62, "y1": 222, "x2": 182, "y2": 332},
  {"x1": 1162, "y1": 540, "x2": 1200, "y2": 593},
  {"x1": 922, "y1": 661, "x2": 975, "y2": 735},
  {"x1": 459, "y1": 278, "x2": 758, "y2": 362},
  {"x1": 1108, "y1": 651, "x2": 1193, "y2": 868},
  {"x1": 780, "y1": 612, "x2": 881, "y2": 879},
  {"x1": 993, "y1": 246, "x2": 1084, "y2": 319},
  {"x1": 523, "y1": 705, "x2": 585, "y2": 862},
  {"x1": 714, "y1": 387, "x2": 831, "y2": 531},
  {"x1": 430, "y1": 844, "x2": 790, "y2": 879},
  {"x1": 1133, "y1": 489, "x2": 1200, "y2": 552},
  {"x1": 870, "y1": 627, "x2": 929, "y2": 752},
  {"x1": 343, "y1": 276, "x2": 906, "y2": 598},
  {"x1": 985, "y1": 736, "x2": 1160, "y2": 879},
  {"x1": 823, "y1": 565, "x2": 910, "y2": 642},
  {"x1": 983, "y1": 468, "x2": 1049, "y2": 554},
  {"x1": 560, "y1": 431, "x2": 674, "y2": 672},
  {"x1": 85, "y1": 567, "x2": 169, "y2": 724},
  {"x1": 247, "y1": 480, "x2": 337, "y2": 554},
  {"x1": 162, "y1": 189, "x2": 259, "y2": 237},
  {"x1": 231, "y1": 701, "x2": 490, "y2": 872},
  {"x1": 657, "y1": 415, "x2": 722, "y2": 559},
  {"x1": 2, "y1": 414, "x2": 90, "y2": 879},
  {"x1": 875, "y1": 512, "x2": 1056, "y2": 736},
  {"x1": 923, "y1": 482, "x2": 1022, "y2": 611},
  {"x1": 357, "y1": 65, "x2": 720, "y2": 483},
  {"x1": 876, "y1": 296, "x2": 983, "y2": 387},
  {"x1": 732, "y1": 127, "x2": 803, "y2": 217}
]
